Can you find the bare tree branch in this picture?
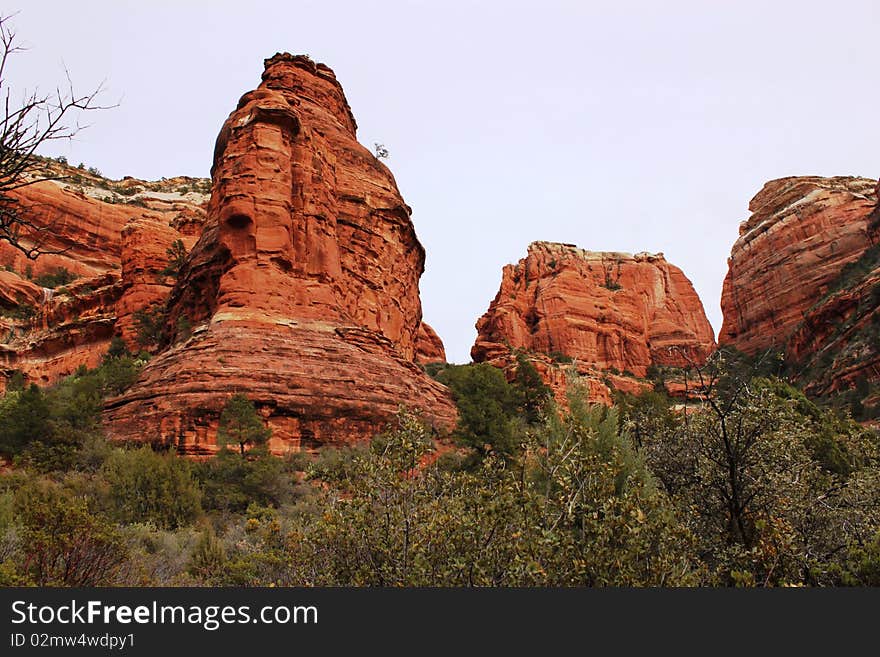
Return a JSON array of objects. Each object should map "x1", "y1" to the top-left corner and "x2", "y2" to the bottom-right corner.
[{"x1": 0, "y1": 14, "x2": 115, "y2": 259}]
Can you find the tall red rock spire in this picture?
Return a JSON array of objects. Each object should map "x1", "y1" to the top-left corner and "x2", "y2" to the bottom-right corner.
[{"x1": 104, "y1": 54, "x2": 455, "y2": 453}]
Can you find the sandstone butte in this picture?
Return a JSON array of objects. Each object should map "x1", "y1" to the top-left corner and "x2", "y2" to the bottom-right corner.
[
  {"x1": 719, "y1": 176, "x2": 880, "y2": 401},
  {"x1": 103, "y1": 53, "x2": 456, "y2": 454},
  {"x1": 472, "y1": 241, "x2": 716, "y2": 403},
  {"x1": 0, "y1": 158, "x2": 208, "y2": 387}
]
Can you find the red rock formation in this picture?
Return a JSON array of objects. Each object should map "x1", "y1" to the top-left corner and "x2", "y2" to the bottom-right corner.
[
  {"x1": 719, "y1": 176, "x2": 877, "y2": 353},
  {"x1": 105, "y1": 53, "x2": 456, "y2": 453},
  {"x1": 471, "y1": 242, "x2": 715, "y2": 403},
  {"x1": 0, "y1": 181, "x2": 129, "y2": 278},
  {"x1": 415, "y1": 322, "x2": 446, "y2": 364},
  {"x1": 719, "y1": 176, "x2": 880, "y2": 402},
  {"x1": 0, "y1": 271, "x2": 44, "y2": 309},
  {"x1": 0, "y1": 161, "x2": 208, "y2": 387},
  {"x1": 115, "y1": 215, "x2": 198, "y2": 350},
  {"x1": 0, "y1": 273, "x2": 123, "y2": 386},
  {"x1": 473, "y1": 240, "x2": 715, "y2": 378}
]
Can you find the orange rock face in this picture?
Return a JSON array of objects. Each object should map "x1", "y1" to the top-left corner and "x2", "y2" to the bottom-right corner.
[
  {"x1": 719, "y1": 177, "x2": 877, "y2": 352},
  {"x1": 115, "y1": 215, "x2": 198, "y2": 350},
  {"x1": 473, "y1": 242, "x2": 715, "y2": 385},
  {"x1": 104, "y1": 54, "x2": 456, "y2": 453},
  {"x1": 471, "y1": 242, "x2": 715, "y2": 403},
  {"x1": 0, "y1": 271, "x2": 44, "y2": 309},
  {"x1": 0, "y1": 161, "x2": 208, "y2": 387},
  {"x1": 415, "y1": 322, "x2": 447, "y2": 364},
  {"x1": 0, "y1": 274, "x2": 123, "y2": 386},
  {"x1": 719, "y1": 176, "x2": 879, "y2": 399},
  {"x1": 0, "y1": 181, "x2": 128, "y2": 279}
]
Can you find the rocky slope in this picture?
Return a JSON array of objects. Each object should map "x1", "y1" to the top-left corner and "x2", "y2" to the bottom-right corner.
[
  {"x1": 472, "y1": 241, "x2": 716, "y2": 402},
  {"x1": 0, "y1": 158, "x2": 208, "y2": 387},
  {"x1": 719, "y1": 176, "x2": 879, "y2": 411},
  {"x1": 104, "y1": 53, "x2": 456, "y2": 453}
]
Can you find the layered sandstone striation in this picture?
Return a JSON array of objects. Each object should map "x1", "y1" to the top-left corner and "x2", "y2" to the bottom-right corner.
[
  {"x1": 719, "y1": 177, "x2": 876, "y2": 352},
  {"x1": 105, "y1": 54, "x2": 456, "y2": 453},
  {"x1": 0, "y1": 274, "x2": 123, "y2": 386},
  {"x1": 472, "y1": 241, "x2": 716, "y2": 401},
  {"x1": 0, "y1": 159, "x2": 208, "y2": 386},
  {"x1": 719, "y1": 176, "x2": 879, "y2": 402}
]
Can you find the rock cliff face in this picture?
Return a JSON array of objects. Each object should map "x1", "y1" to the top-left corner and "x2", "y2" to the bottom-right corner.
[
  {"x1": 104, "y1": 54, "x2": 456, "y2": 453},
  {"x1": 472, "y1": 241, "x2": 715, "y2": 401},
  {"x1": 115, "y1": 215, "x2": 198, "y2": 350},
  {"x1": 719, "y1": 177, "x2": 876, "y2": 352},
  {"x1": 0, "y1": 159, "x2": 208, "y2": 387},
  {"x1": 0, "y1": 181, "x2": 128, "y2": 279},
  {"x1": 719, "y1": 176, "x2": 879, "y2": 406}
]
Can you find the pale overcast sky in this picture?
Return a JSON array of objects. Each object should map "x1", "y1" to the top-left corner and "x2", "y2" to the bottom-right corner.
[{"x1": 7, "y1": 1, "x2": 880, "y2": 362}]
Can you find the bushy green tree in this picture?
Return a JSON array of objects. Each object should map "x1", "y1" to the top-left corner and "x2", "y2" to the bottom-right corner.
[
  {"x1": 435, "y1": 363, "x2": 521, "y2": 459},
  {"x1": 102, "y1": 446, "x2": 203, "y2": 529},
  {"x1": 133, "y1": 305, "x2": 167, "y2": 349},
  {"x1": 512, "y1": 352, "x2": 551, "y2": 423},
  {"x1": 521, "y1": 384, "x2": 696, "y2": 585},
  {"x1": 160, "y1": 239, "x2": 188, "y2": 279},
  {"x1": 217, "y1": 394, "x2": 271, "y2": 456},
  {"x1": 0, "y1": 356, "x2": 143, "y2": 470},
  {"x1": 620, "y1": 353, "x2": 880, "y2": 586},
  {"x1": 11, "y1": 479, "x2": 126, "y2": 586},
  {"x1": 195, "y1": 449, "x2": 289, "y2": 512},
  {"x1": 0, "y1": 384, "x2": 50, "y2": 457}
]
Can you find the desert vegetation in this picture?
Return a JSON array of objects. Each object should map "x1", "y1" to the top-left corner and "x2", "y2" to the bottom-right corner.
[{"x1": 0, "y1": 348, "x2": 877, "y2": 587}]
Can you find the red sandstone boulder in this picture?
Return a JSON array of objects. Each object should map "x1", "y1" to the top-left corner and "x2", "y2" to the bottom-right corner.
[{"x1": 104, "y1": 53, "x2": 456, "y2": 453}]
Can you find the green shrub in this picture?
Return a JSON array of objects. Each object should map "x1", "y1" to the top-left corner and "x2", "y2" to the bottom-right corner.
[
  {"x1": 436, "y1": 363, "x2": 521, "y2": 459},
  {"x1": 102, "y1": 446, "x2": 203, "y2": 529},
  {"x1": 512, "y1": 352, "x2": 551, "y2": 423},
  {"x1": 160, "y1": 239, "x2": 188, "y2": 279},
  {"x1": 33, "y1": 267, "x2": 77, "y2": 289},
  {"x1": 307, "y1": 444, "x2": 368, "y2": 483},
  {"x1": 0, "y1": 385, "x2": 51, "y2": 457},
  {"x1": 12, "y1": 479, "x2": 126, "y2": 586},
  {"x1": 195, "y1": 450, "x2": 290, "y2": 513},
  {"x1": 133, "y1": 305, "x2": 167, "y2": 348}
]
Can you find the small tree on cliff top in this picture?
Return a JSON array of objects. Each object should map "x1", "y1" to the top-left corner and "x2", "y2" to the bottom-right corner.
[{"x1": 217, "y1": 393, "x2": 271, "y2": 457}]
